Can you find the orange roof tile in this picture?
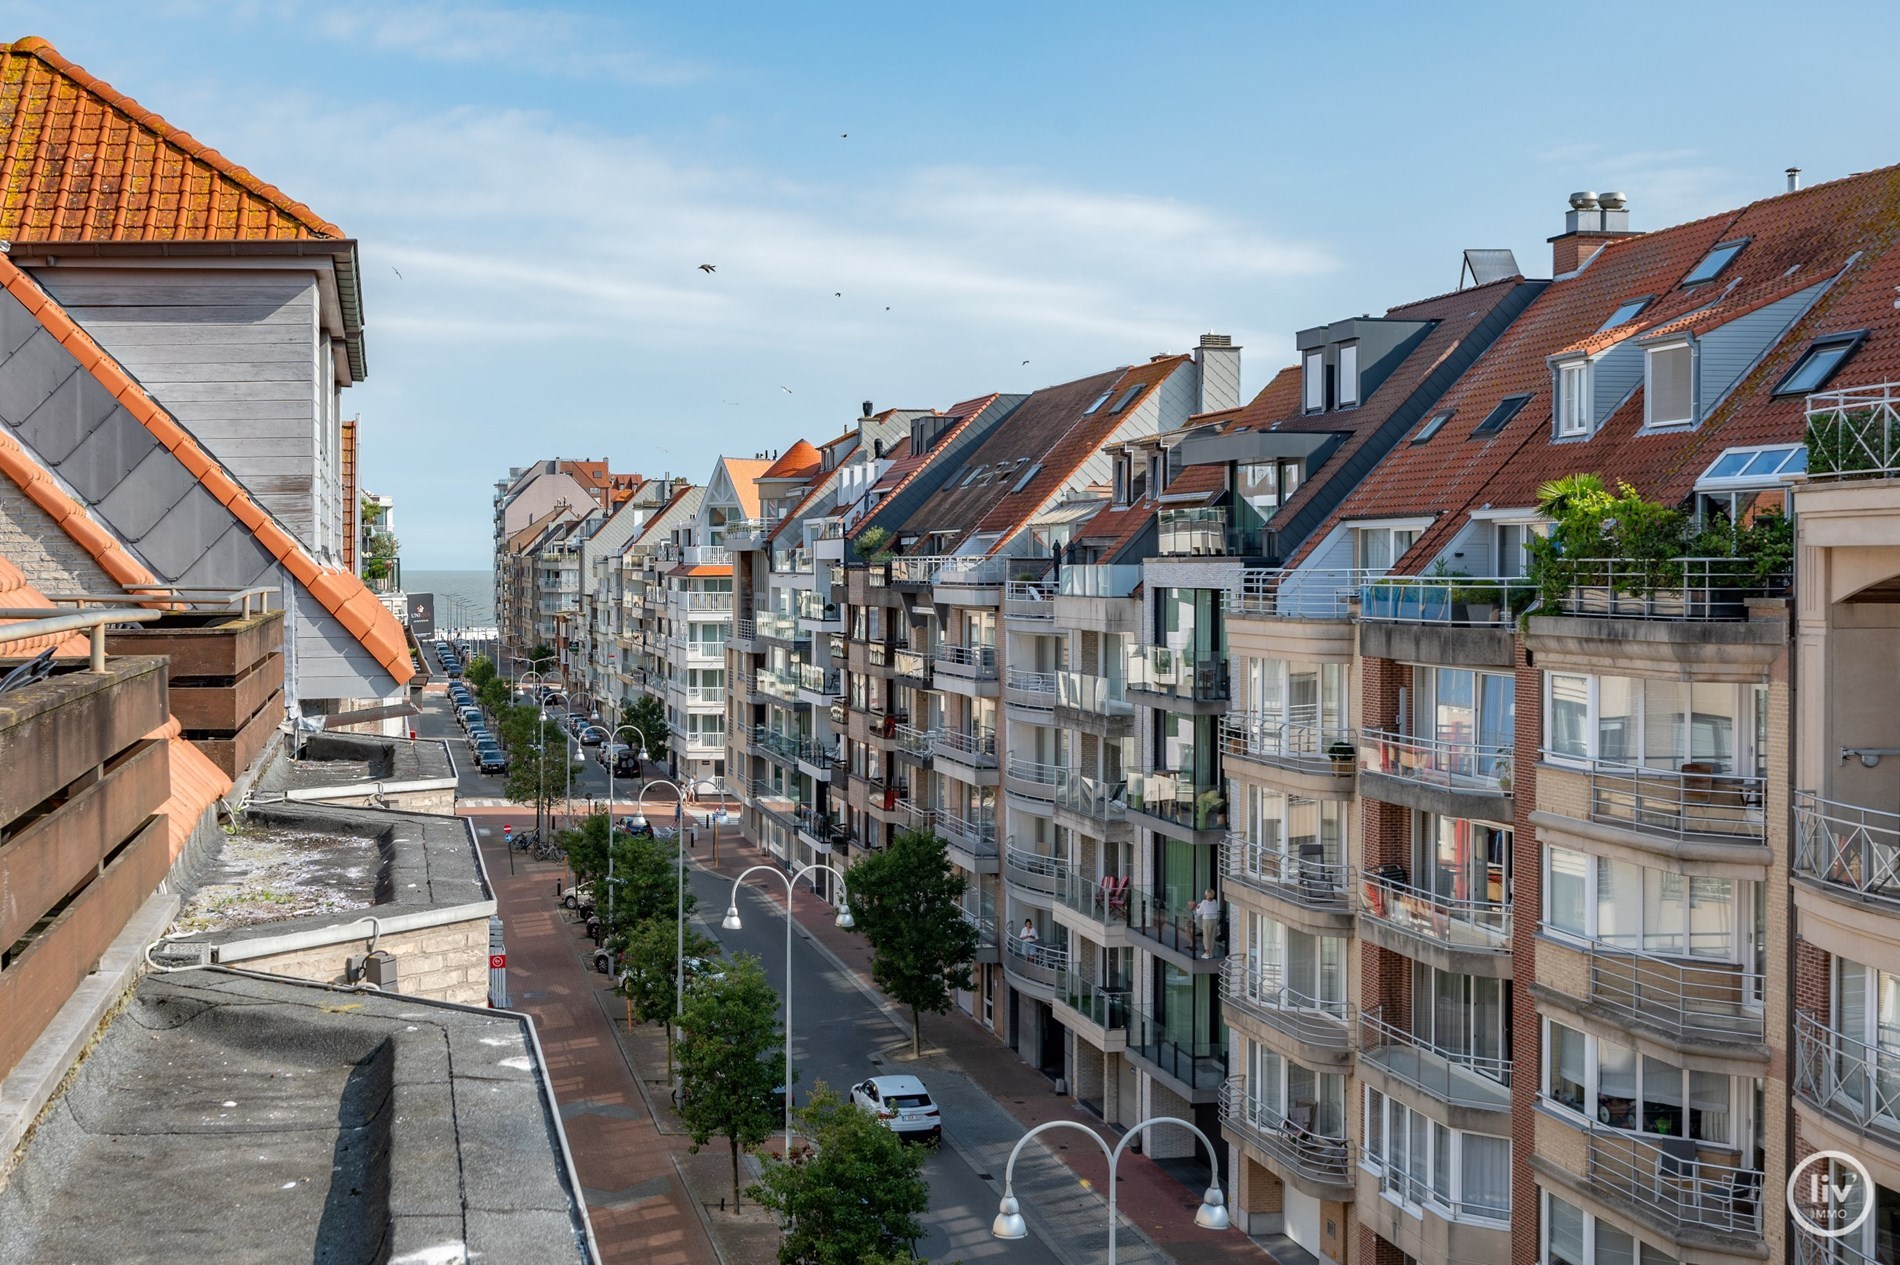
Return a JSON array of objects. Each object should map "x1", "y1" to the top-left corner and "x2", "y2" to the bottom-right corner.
[
  {"x1": 0, "y1": 254, "x2": 411, "y2": 687},
  {"x1": 760, "y1": 440, "x2": 822, "y2": 481},
  {"x1": 0, "y1": 37, "x2": 342, "y2": 242},
  {"x1": 719, "y1": 457, "x2": 772, "y2": 519}
]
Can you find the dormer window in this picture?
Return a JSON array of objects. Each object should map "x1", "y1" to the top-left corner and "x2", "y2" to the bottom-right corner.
[
  {"x1": 1556, "y1": 360, "x2": 1592, "y2": 438},
  {"x1": 1336, "y1": 342, "x2": 1359, "y2": 408},
  {"x1": 1645, "y1": 342, "x2": 1694, "y2": 428},
  {"x1": 1303, "y1": 350, "x2": 1325, "y2": 413},
  {"x1": 1682, "y1": 239, "x2": 1747, "y2": 287},
  {"x1": 1112, "y1": 454, "x2": 1132, "y2": 505},
  {"x1": 1773, "y1": 331, "x2": 1866, "y2": 396}
]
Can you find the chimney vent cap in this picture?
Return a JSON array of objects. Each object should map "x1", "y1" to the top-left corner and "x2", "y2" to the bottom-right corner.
[
  {"x1": 1569, "y1": 191, "x2": 1601, "y2": 211},
  {"x1": 1599, "y1": 191, "x2": 1627, "y2": 210}
]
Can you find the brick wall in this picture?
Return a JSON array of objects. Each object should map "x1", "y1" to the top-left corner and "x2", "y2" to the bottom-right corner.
[
  {"x1": 0, "y1": 480, "x2": 117, "y2": 593},
  {"x1": 233, "y1": 917, "x2": 490, "y2": 1006}
]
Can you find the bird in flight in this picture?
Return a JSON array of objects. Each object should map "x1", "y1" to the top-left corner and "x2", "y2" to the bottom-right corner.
[
  {"x1": 698, "y1": 264, "x2": 717, "y2": 273},
  {"x1": 834, "y1": 292, "x2": 842, "y2": 298},
  {"x1": 392, "y1": 266, "x2": 403, "y2": 279},
  {"x1": 1022, "y1": 360, "x2": 1030, "y2": 365},
  {"x1": 780, "y1": 386, "x2": 793, "y2": 394}
]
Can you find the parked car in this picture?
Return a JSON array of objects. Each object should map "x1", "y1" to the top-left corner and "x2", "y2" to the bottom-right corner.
[
  {"x1": 850, "y1": 1076, "x2": 941, "y2": 1142},
  {"x1": 579, "y1": 726, "x2": 605, "y2": 747},
  {"x1": 476, "y1": 749, "x2": 507, "y2": 774},
  {"x1": 543, "y1": 691, "x2": 567, "y2": 707},
  {"x1": 458, "y1": 706, "x2": 482, "y2": 729}
]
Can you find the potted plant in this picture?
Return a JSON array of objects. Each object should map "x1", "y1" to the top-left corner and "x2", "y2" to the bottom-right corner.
[
  {"x1": 1327, "y1": 741, "x2": 1357, "y2": 776},
  {"x1": 1194, "y1": 789, "x2": 1226, "y2": 832}
]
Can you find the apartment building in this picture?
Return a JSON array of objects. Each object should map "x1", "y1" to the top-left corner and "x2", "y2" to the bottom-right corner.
[{"x1": 492, "y1": 458, "x2": 631, "y2": 659}]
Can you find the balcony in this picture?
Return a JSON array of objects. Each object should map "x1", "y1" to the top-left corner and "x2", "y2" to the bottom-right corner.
[
  {"x1": 1003, "y1": 843, "x2": 1072, "y2": 896},
  {"x1": 1158, "y1": 506, "x2": 1264, "y2": 557},
  {"x1": 892, "y1": 646, "x2": 932, "y2": 686},
  {"x1": 1358, "y1": 728, "x2": 1513, "y2": 800},
  {"x1": 752, "y1": 725, "x2": 802, "y2": 765},
  {"x1": 1001, "y1": 934, "x2": 1069, "y2": 994},
  {"x1": 1807, "y1": 382, "x2": 1900, "y2": 479},
  {"x1": 1358, "y1": 869, "x2": 1510, "y2": 955},
  {"x1": 1003, "y1": 666, "x2": 1057, "y2": 711},
  {"x1": 1125, "y1": 644, "x2": 1228, "y2": 706},
  {"x1": 722, "y1": 519, "x2": 770, "y2": 551},
  {"x1": 1052, "y1": 670, "x2": 1132, "y2": 722},
  {"x1": 892, "y1": 722, "x2": 935, "y2": 763},
  {"x1": 795, "y1": 593, "x2": 842, "y2": 632},
  {"x1": 1220, "y1": 834, "x2": 1349, "y2": 914},
  {"x1": 1581, "y1": 1123, "x2": 1763, "y2": 1240},
  {"x1": 1580, "y1": 940, "x2": 1764, "y2": 1046},
  {"x1": 932, "y1": 555, "x2": 1012, "y2": 591},
  {"x1": 1125, "y1": 885, "x2": 1224, "y2": 963},
  {"x1": 770, "y1": 545, "x2": 814, "y2": 575},
  {"x1": 960, "y1": 888, "x2": 999, "y2": 963},
  {"x1": 934, "y1": 725, "x2": 998, "y2": 770},
  {"x1": 1128, "y1": 1004, "x2": 1226, "y2": 1094},
  {"x1": 1053, "y1": 966, "x2": 1130, "y2": 1043},
  {"x1": 1051, "y1": 866, "x2": 1132, "y2": 934},
  {"x1": 1004, "y1": 755, "x2": 1063, "y2": 804},
  {"x1": 1357, "y1": 575, "x2": 1532, "y2": 627},
  {"x1": 1126, "y1": 771, "x2": 1228, "y2": 839},
  {"x1": 936, "y1": 807, "x2": 999, "y2": 866},
  {"x1": 795, "y1": 737, "x2": 839, "y2": 781},
  {"x1": 1220, "y1": 956, "x2": 1350, "y2": 1053},
  {"x1": 1793, "y1": 1010, "x2": 1900, "y2": 1150},
  {"x1": 681, "y1": 545, "x2": 731, "y2": 568},
  {"x1": 1794, "y1": 791, "x2": 1900, "y2": 908},
  {"x1": 934, "y1": 642, "x2": 998, "y2": 682},
  {"x1": 756, "y1": 612, "x2": 809, "y2": 645},
  {"x1": 754, "y1": 667, "x2": 799, "y2": 705},
  {"x1": 1582, "y1": 759, "x2": 1765, "y2": 841},
  {"x1": 1357, "y1": 1007, "x2": 1511, "y2": 1112},
  {"x1": 1051, "y1": 770, "x2": 1128, "y2": 833},
  {"x1": 1004, "y1": 579, "x2": 1056, "y2": 622},
  {"x1": 680, "y1": 591, "x2": 734, "y2": 614},
  {"x1": 1217, "y1": 1077, "x2": 1350, "y2": 1190},
  {"x1": 1553, "y1": 556, "x2": 1789, "y2": 622},
  {"x1": 795, "y1": 663, "x2": 841, "y2": 702},
  {"x1": 1227, "y1": 568, "x2": 1361, "y2": 620},
  {"x1": 1219, "y1": 711, "x2": 1355, "y2": 781},
  {"x1": 896, "y1": 798, "x2": 937, "y2": 836},
  {"x1": 1056, "y1": 564, "x2": 1140, "y2": 599}
]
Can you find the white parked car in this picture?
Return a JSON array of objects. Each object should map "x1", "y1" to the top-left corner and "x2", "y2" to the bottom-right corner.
[{"x1": 850, "y1": 1075, "x2": 941, "y2": 1142}]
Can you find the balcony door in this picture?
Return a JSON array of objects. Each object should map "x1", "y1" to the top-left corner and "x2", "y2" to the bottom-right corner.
[{"x1": 1835, "y1": 958, "x2": 1900, "y2": 1129}]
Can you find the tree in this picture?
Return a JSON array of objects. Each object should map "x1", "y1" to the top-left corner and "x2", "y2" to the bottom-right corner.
[
  {"x1": 504, "y1": 718, "x2": 578, "y2": 834},
  {"x1": 466, "y1": 654, "x2": 497, "y2": 690},
  {"x1": 677, "y1": 953, "x2": 785, "y2": 1210},
  {"x1": 564, "y1": 811, "x2": 696, "y2": 940},
  {"x1": 751, "y1": 1083, "x2": 929, "y2": 1265},
  {"x1": 623, "y1": 693, "x2": 670, "y2": 764},
  {"x1": 618, "y1": 917, "x2": 719, "y2": 1076},
  {"x1": 478, "y1": 676, "x2": 510, "y2": 716},
  {"x1": 844, "y1": 829, "x2": 979, "y2": 1056}
]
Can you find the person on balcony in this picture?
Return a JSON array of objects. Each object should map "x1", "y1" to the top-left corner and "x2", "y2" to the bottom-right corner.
[
  {"x1": 1018, "y1": 919, "x2": 1040, "y2": 963},
  {"x1": 1196, "y1": 889, "x2": 1222, "y2": 959}
]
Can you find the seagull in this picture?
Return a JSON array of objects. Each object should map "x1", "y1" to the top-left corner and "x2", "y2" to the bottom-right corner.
[
  {"x1": 392, "y1": 266, "x2": 403, "y2": 279},
  {"x1": 780, "y1": 386, "x2": 793, "y2": 394},
  {"x1": 1022, "y1": 360, "x2": 1030, "y2": 365},
  {"x1": 834, "y1": 292, "x2": 842, "y2": 298},
  {"x1": 698, "y1": 264, "x2": 717, "y2": 273}
]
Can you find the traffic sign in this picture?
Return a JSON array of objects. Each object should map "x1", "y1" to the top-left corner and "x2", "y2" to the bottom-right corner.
[{"x1": 489, "y1": 954, "x2": 506, "y2": 970}]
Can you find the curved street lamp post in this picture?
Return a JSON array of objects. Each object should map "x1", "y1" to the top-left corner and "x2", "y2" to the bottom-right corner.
[
  {"x1": 629, "y1": 771, "x2": 730, "y2": 1036},
  {"x1": 991, "y1": 1116, "x2": 1229, "y2": 1264},
  {"x1": 720, "y1": 862, "x2": 853, "y2": 1154}
]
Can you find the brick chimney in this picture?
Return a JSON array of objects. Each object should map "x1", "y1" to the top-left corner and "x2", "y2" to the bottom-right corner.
[{"x1": 1549, "y1": 191, "x2": 1640, "y2": 276}]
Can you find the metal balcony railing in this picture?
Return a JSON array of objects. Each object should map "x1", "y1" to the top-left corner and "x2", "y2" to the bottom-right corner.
[
  {"x1": 936, "y1": 807, "x2": 998, "y2": 856},
  {"x1": 934, "y1": 642, "x2": 999, "y2": 679},
  {"x1": 1004, "y1": 580, "x2": 1057, "y2": 621},
  {"x1": 1219, "y1": 711, "x2": 1355, "y2": 774},
  {"x1": 721, "y1": 519, "x2": 769, "y2": 550},
  {"x1": 893, "y1": 723, "x2": 936, "y2": 759},
  {"x1": 1583, "y1": 940, "x2": 1764, "y2": 1044},
  {"x1": 1806, "y1": 383, "x2": 1900, "y2": 480},
  {"x1": 679, "y1": 591, "x2": 734, "y2": 612},
  {"x1": 1004, "y1": 756, "x2": 1064, "y2": 800},
  {"x1": 935, "y1": 725, "x2": 998, "y2": 767},
  {"x1": 1053, "y1": 670, "x2": 1132, "y2": 717},
  {"x1": 1127, "y1": 771, "x2": 1227, "y2": 833},
  {"x1": 1003, "y1": 843, "x2": 1073, "y2": 895},
  {"x1": 1358, "y1": 576, "x2": 1533, "y2": 626},
  {"x1": 1054, "y1": 966, "x2": 1131, "y2": 1031},
  {"x1": 1558, "y1": 556, "x2": 1789, "y2": 621},
  {"x1": 1003, "y1": 666, "x2": 1058, "y2": 708},
  {"x1": 1584, "y1": 758, "x2": 1765, "y2": 840},
  {"x1": 1357, "y1": 869, "x2": 1510, "y2": 952},
  {"x1": 1359, "y1": 728, "x2": 1513, "y2": 795},
  {"x1": 896, "y1": 798, "x2": 936, "y2": 834},
  {"x1": 1227, "y1": 567, "x2": 1364, "y2": 619},
  {"x1": 1582, "y1": 1123, "x2": 1763, "y2": 1237},
  {"x1": 1002, "y1": 933, "x2": 1069, "y2": 988},
  {"x1": 1793, "y1": 1230, "x2": 1887, "y2": 1265},
  {"x1": 934, "y1": 555, "x2": 1012, "y2": 587},
  {"x1": 960, "y1": 889, "x2": 997, "y2": 948},
  {"x1": 1358, "y1": 1006, "x2": 1512, "y2": 1108},
  {"x1": 1794, "y1": 791, "x2": 1900, "y2": 907},
  {"x1": 1217, "y1": 1077, "x2": 1348, "y2": 1182},
  {"x1": 1220, "y1": 957, "x2": 1350, "y2": 1050},
  {"x1": 1126, "y1": 644, "x2": 1229, "y2": 702},
  {"x1": 1794, "y1": 1010, "x2": 1900, "y2": 1143},
  {"x1": 892, "y1": 647, "x2": 931, "y2": 684},
  {"x1": 1221, "y1": 834, "x2": 1348, "y2": 909},
  {"x1": 754, "y1": 668, "x2": 798, "y2": 703}
]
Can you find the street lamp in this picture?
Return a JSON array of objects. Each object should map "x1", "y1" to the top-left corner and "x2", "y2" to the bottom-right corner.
[
  {"x1": 633, "y1": 772, "x2": 730, "y2": 1040},
  {"x1": 720, "y1": 861, "x2": 853, "y2": 1154},
  {"x1": 577, "y1": 723, "x2": 648, "y2": 938},
  {"x1": 990, "y1": 1117, "x2": 1229, "y2": 1263},
  {"x1": 511, "y1": 669, "x2": 551, "y2": 840}
]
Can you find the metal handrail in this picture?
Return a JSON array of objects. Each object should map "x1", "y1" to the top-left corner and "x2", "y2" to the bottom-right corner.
[
  {"x1": 1227, "y1": 568, "x2": 1367, "y2": 619},
  {"x1": 0, "y1": 607, "x2": 162, "y2": 670},
  {"x1": 1582, "y1": 1122, "x2": 1762, "y2": 1235},
  {"x1": 1002, "y1": 932, "x2": 1070, "y2": 984},
  {"x1": 1359, "y1": 727, "x2": 1513, "y2": 794},
  {"x1": 1220, "y1": 956, "x2": 1350, "y2": 1048},
  {"x1": 1806, "y1": 383, "x2": 1900, "y2": 480},
  {"x1": 1003, "y1": 666, "x2": 1058, "y2": 704},
  {"x1": 1358, "y1": 1005, "x2": 1512, "y2": 1103},
  {"x1": 936, "y1": 807, "x2": 998, "y2": 854},
  {"x1": 935, "y1": 726, "x2": 998, "y2": 762},
  {"x1": 1221, "y1": 833, "x2": 1348, "y2": 907},
  {"x1": 1004, "y1": 580, "x2": 1057, "y2": 620},
  {"x1": 1794, "y1": 791, "x2": 1900, "y2": 905},
  {"x1": 1004, "y1": 844, "x2": 1074, "y2": 894},
  {"x1": 1583, "y1": 939, "x2": 1764, "y2": 1043},
  {"x1": 1794, "y1": 1010, "x2": 1900, "y2": 1140},
  {"x1": 1005, "y1": 756, "x2": 1065, "y2": 787},
  {"x1": 934, "y1": 642, "x2": 999, "y2": 675},
  {"x1": 1585, "y1": 758, "x2": 1765, "y2": 840},
  {"x1": 1217, "y1": 1076, "x2": 1350, "y2": 1183},
  {"x1": 1219, "y1": 711, "x2": 1355, "y2": 771},
  {"x1": 1357, "y1": 869, "x2": 1510, "y2": 951},
  {"x1": 1559, "y1": 556, "x2": 1789, "y2": 620},
  {"x1": 46, "y1": 585, "x2": 278, "y2": 616}
]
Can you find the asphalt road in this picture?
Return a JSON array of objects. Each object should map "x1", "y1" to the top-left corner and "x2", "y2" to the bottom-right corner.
[{"x1": 694, "y1": 866, "x2": 1060, "y2": 1265}]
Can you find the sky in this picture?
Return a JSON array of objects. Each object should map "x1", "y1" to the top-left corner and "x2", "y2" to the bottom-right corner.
[{"x1": 6, "y1": 1, "x2": 1899, "y2": 567}]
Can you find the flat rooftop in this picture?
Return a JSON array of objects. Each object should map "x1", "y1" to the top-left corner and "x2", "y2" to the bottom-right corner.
[
  {"x1": 263, "y1": 732, "x2": 457, "y2": 796},
  {"x1": 0, "y1": 970, "x2": 593, "y2": 1263}
]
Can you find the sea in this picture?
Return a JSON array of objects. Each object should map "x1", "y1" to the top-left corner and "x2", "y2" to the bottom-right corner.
[{"x1": 403, "y1": 570, "x2": 495, "y2": 630}]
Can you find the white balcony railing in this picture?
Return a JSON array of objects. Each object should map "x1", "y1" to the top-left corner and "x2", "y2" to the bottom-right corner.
[
  {"x1": 1806, "y1": 382, "x2": 1900, "y2": 480},
  {"x1": 1228, "y1": 568, "x2": 1367, "y2": 619},
  {"x1": 1359, "y1": 728, "x2": 1513, "y2": 795}
]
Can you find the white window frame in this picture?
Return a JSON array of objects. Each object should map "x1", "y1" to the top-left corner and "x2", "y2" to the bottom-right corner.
[
  {"x1": 1644, "y1": 339, "x2": 1696, "y2": 429},
  {"x1": 1541, "y1": 1189, "x2": 1681, "y2": 1265},
  {"x1": 1337, "y1": 342, "x2": 1360, "y2": 408},
  {"x1": 1303, "y1": 350, "x2": 1325, "y2": 413},
  {"x1": 1538, "y1": 1018, "x2": 1744, "y2": 1148},
  {"x1": 1360, "y1": 1086, "x2": 1512, "y2": 1225},
  {"x1": 1540, "y1": 672, "x2": 1763, "y2": 774},
  {"x1": 1556, "y1": 359, "x2": 1592, "y2": 437},
  {"x1": 1538, "y1": 845, "x2": 1754, "y2": 966}
]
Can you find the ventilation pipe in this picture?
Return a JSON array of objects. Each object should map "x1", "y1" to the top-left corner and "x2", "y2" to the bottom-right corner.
[{"x1": 1787, "y1": 167, "x2": 1802, "y2": 192}]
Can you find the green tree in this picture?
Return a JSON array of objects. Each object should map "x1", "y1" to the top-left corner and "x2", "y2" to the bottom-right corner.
[
  {"x1": 751, "y1": 1083, "x2": 929, "y2": 1264},
  {"x1": 623, "y1": 693, "x2": 670, "y2": 764},
  {"x1": 466, "y1": 654, "x2": 497, "y2": 690},
  {"x1": 677, "y1": 954, "x2": 786, "y2": 1210},
  {"x1": 844, "y1": 830, "x2": 979, "y2": 1056},
  {"x1": 478, "y1": 676, "x2": 510, "y2": 716},
  {"x1": 618, "y1": 917, "x2": 720, "y2": 1076},
  {"x1": 564, "y1": 811, "x2": 695, "y2": 940},
  {"x1": 504, "y1": 720, "x2": 578, "y2": 834}
]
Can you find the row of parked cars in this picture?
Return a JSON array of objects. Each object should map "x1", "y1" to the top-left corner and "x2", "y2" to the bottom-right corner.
[{"x1": 440, "y1": 641, "x2": 507, "y2": 774}]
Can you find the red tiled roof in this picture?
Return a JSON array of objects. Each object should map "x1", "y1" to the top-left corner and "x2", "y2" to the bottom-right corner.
[
  {"x1": 0, "y1": 255, "x2": 412, "y2": 686},
  {"x1": 0, "y1": 37, "x2": 342, "y2": 242},
  {"x1": 845, "y1": 393, "x2": 1003, "y2": 540},
  {"x1": 1309, "y1": 163, "x2": 1900, "y2": 571},
  {"x1": 760, "y1": 440, "x2": 822, "y2": 481}
]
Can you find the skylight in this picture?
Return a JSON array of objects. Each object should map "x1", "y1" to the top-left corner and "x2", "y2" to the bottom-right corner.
[
  {"x1": 1109, "y1": 385, "x2": 1143, "y2": 413},
  {"x1": 959, "y1": 466, "x2": 985, "y2": 487},
  {"x1": 1697, "y1": 444, "x2": 1806, "y2": 485},
  {"x1": 1597, "y1": 297, "x2": 1651, "y2": 331},
  {"x1": 1010, "y1": 462, "x2": 1043, "y2": 494},
  {"x1": 1413, "y1": 411, "x2": 1453, "y2": 444},
  {"x1": 1682, "y1": 239, "x2": 1747, "y2": 287},
  {"x1": 1773, "y1": 331, "x2": 1866, "y2": 396},
  {"x1": 1470, "y1": 394, "x2": 1531, "y2": 438},
  {"x1": 1084, "y1": 390, "x2": 1113, "y2": 415}
]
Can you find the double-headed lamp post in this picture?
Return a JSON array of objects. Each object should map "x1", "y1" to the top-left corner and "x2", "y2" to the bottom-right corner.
[
  {"x1": 510, "y1": 669, "x2": 550, "y2": 839},
  {"x1": 575, "y1": 724, "x2": 649, "y2": 936},
  {"x1": 721, "y1": 862, "x2": 852, "y2": 1155},
  {"x1": 630, "y1": 772, "x2": 729, "y2": 1042},
  {"x1": 991, "y1": 1117, "x2": 1229, "y2": 1264}
]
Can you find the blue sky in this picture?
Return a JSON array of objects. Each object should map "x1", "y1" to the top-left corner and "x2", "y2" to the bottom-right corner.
[{"x1": 7, "y1": 1, "x2": 1898, "y2": 567}]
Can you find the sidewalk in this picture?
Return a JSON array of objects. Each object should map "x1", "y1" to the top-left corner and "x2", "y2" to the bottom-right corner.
[{"x1": 693, "y1": 827, "x2": 1268, "y2": 1265}]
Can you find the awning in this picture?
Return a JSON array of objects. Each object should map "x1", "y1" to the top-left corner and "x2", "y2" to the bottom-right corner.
[{"x1": 322, "y1": 701, "x2": 421, "y2": 730}]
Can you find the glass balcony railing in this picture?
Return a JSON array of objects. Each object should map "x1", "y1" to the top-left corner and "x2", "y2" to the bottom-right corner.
[
  {"x1": 795, "y1": 663, "x2": 841, "y2": 698},
  {"x1": 1359, "y1": 728, "x2": 1513, "y2": 795},
  {"x1": 1126, "y1": 771, "x2": 1227, "y2": 833},
  {"x1": 893, "y1": 723, "x2": 936, "y2": 760},
  {"x1": 1357, "y1": 576, "x2": 1533, "y2": 626},
  {"x1": 1002, "y1": 932, "x2": 1069, "y2": 988},
  {"x1": 1129, "y1": 1005, "x2": 1226, "y2": 1090},
  {"x1": 1125, "y1": 885, "x2": 1225, "y2": 960},
  {"x1": 892, "y1": 647, "x2": 931, "y2": 684},
  {"x1": 1051, "y1": 770, "x2": 1127, "y2": 826},
  {"x1": 1056, "y1": 564, "x2": 1141, "y2": 598},
  {"x1": 1004, "y1": 580, "x2": 1056, "y2": 621},
  {"x1": 1053, "y1": 670, "x2": 1132, "y2": 718},
  {"x1": 1125, "y1": 644, "x2": 1228, "y2": 702},
  {"x1": 936, "y1": 807, "x2": 998, "y2": 857},
  {"x1": 959, "y1": 889, "x2": 997, "y2": 950},
  {"x1": 1054, "y1": 966, "x2": 1130, "y2": 1031},
  {"x1": 1158, "y1": 506, "x2": 1262, "y2": 557},
  {"x1": 1358, "y1": 868, "x2": 1510, "y2": 953}
]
